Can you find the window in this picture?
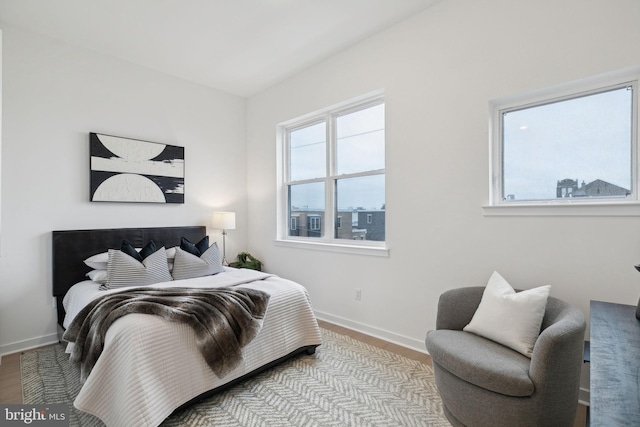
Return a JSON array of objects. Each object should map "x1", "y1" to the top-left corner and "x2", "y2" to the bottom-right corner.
[
  {"x1": 309, "y1": 215, "x2": 321, "y2": 231},
  {"x1": 490, "y1": 70, "x2": 638, "y2": 210},
  {"x1": 279, "y1": 93, "x2": 385, "y2": 249}
]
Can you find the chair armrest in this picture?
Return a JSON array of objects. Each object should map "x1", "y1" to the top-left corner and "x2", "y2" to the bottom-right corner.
[
  {"x1": 436, "y1": 287, "x2": 485, "y2": 330},
  {"x1": 528, "y1": 304, "x2": 585, "y2": 401}
]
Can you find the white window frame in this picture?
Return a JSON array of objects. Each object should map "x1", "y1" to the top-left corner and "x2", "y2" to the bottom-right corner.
[
  {"x1": 485, "y1": 67, "x2": 640, "y2": 217},
  {"x1": 276, "y1": 90, "x2": 389, "y2": 256}
]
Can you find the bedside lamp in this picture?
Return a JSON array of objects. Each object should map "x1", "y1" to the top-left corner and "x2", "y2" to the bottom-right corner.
[{"x1": 212, "y1": 211, "x2": 236, "y2": 266}]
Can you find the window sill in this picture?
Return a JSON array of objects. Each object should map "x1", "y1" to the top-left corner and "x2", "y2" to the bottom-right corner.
[
  {"x1": 273, "y1": 239, "x2": 390, "y2": 257},
  {"x1": 482, "y1": 202, "x2": 640, "y2": 217}
]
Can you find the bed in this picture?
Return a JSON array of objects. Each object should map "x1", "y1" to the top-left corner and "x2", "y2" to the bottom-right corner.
[{"x1": 52, "y1": 226, "x2": 322, "y2": 427}]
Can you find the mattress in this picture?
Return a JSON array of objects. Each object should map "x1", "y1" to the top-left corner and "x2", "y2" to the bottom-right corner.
[{"x1": 62, "y1": 268, "x2": 322, "y2": 427}]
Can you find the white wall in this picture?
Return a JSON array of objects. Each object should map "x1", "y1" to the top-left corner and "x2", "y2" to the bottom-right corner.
[
  {"x1": 2, "y1": 0, "x2": 639, "y2": 392},
  {"x1": 0, "y1": 24, "x2": 247, "y2": 356},
  {"x1": 246, "y1": 0, "x2": 640, "y2": 352},
  {"x1": 0, "y1": 28, "x2": 3, "y2": 247}
]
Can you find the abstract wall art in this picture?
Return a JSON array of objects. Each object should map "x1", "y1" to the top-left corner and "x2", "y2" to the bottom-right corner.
[{"x1": 90, "y1": 133, "x2": 185, "y2": 203}]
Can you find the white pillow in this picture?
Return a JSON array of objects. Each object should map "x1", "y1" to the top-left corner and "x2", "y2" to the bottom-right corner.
[
  {"x1": 86, "y1": 269, "x2": 108, "y2": 284},
  {"x1": 171, "y1": 244, "x2": 223, "y2": 280},
  {"x1": 84, "y1": 252, "x2": 109, "y2": 270},
  {"x1": 463, "y1": 271, "x2": 550, "y2": 358},
  {"x1": 165, "y1": 246, "x2": 177, "y2": 259},
  {"x1": 101, "y1": 247, "x2": 172, "y2": 290},
  {"x1": 85, "y1": 247, "x2": 177, "y2": 270}
]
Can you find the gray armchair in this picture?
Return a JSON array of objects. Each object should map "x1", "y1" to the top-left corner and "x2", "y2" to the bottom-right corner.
[{"x1": 425, "y1": 287, "x2": 585, "y2": 427}]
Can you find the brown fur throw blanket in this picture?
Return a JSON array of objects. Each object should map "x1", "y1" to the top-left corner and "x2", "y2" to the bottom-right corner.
[{"x1": 62, "y1": 287, "x2": 270, "y2": 382}]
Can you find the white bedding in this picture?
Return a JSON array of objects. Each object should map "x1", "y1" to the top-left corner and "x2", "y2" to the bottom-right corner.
[{"x1": 62, "y1": 268, "x2": 322, "y2": 427}]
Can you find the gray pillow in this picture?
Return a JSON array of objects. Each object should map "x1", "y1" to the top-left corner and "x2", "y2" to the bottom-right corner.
[
  {"x1": 171, "y1": 244, "x2": 224, "y2": 280},
  {"x1": 101, "y1": 246, "x2": 172, "y2": 290}
]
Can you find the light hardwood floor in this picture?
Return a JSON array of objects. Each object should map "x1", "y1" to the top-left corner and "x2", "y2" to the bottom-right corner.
[
  {"x1": 0, "y1": 350, "x2": 21, "y2": 404},
  {"x1": 0, "y1": 320, "x2": 587, "y2": 426}
]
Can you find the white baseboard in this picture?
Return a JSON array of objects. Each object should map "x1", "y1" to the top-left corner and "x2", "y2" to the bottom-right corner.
[
  {"x1": 315, "y1": 310, "x2": 429, "y2": 354},
  {"x1": 0, "y1": 333, "x2": 59, "y2": 365},
  {"x1": 578, "y1": 387, "x2": 590, "y2": 406}
]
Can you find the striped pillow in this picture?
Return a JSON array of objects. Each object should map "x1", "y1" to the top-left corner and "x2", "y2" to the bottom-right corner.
[
  {"x1": 171, "y1": 243, "x2": 224, "y2": 280},
  {"x1": 101, "y1": 246, "x2": 172, "y2": 290}
]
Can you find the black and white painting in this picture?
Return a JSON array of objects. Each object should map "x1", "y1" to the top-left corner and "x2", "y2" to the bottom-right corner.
[{"x1": 90, "y1": 133, "x2": 185, "y2": 203}]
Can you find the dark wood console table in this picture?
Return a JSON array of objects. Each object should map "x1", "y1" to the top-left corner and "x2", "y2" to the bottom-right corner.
[{"x1": 589, "y1": 300, "x2": 640, "y2": 426}]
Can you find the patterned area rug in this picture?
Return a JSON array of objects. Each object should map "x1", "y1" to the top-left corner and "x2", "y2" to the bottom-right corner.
[{"x1": 22, "y1": 328, "x2": 448, "y2": 426}]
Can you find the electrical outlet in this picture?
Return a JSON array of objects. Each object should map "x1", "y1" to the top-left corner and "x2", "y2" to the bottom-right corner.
[{"x1": 355, "y1": 288, "x2": 361, "y2": 301}]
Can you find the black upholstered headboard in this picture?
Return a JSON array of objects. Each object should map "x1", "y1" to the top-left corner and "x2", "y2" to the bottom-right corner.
[{"x1": 52, "y1": 226, "x2": 206, "y2": 326}]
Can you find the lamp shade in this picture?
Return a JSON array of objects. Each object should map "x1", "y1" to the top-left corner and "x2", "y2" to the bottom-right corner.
[{"x1": 212, "y1": 211, "x2": 236, "y2": 230}]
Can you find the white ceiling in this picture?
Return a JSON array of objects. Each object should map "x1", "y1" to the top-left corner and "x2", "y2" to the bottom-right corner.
[{"x1": 0, "y1": 0, "x2": 440, "y2": 97}]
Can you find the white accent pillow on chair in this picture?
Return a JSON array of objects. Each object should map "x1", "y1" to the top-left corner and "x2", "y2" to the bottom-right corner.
[{"x1": 463, "y1": 271, "x2": 550, "y2": 358}]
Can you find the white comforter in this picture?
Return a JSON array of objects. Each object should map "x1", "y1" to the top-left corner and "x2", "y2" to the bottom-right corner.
[{"x1": 62, "y1": 268, "x2": 322, "y2": 427}]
